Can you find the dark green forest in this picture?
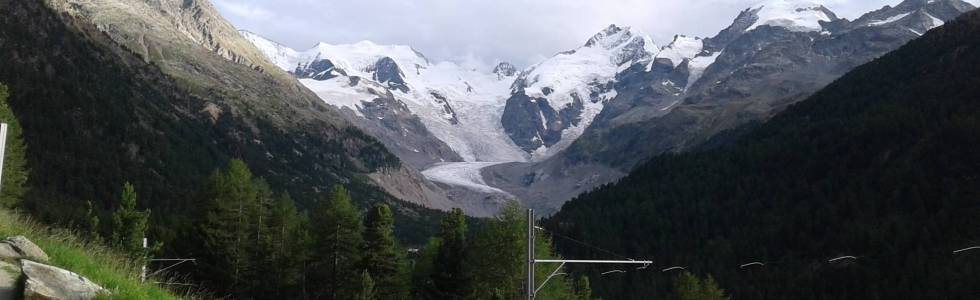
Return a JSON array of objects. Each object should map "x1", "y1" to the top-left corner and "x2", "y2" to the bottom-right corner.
[
  {"x1": 547, "y1": 9, "x2": 980, "y2": 300},
  {"x1": 131, "y1": 159, "x2": 590, "y2": 299}
]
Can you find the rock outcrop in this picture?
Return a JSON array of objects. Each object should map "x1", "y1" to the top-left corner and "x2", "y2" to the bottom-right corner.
[
  {"x1": 0, "y1": 236, "x2": 106, "y2": 300},
  {"x1": 1, "y1": 236, "x2": 49, "y2": 263},
  {"x1": 21, "y1": 260, "x2": 106, "y2": 300}
]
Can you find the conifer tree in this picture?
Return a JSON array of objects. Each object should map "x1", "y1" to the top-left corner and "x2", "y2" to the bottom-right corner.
[
  {"x1": 355, "y1": 270, "x2": 376, "y2": 300},
  {"x1": 701, "y1": 275, "x2": 728, "y2": 300},
  {"x1": 84, "y1": 200, "x2": 101, "y2": 239},
  {"x1": 466, "y1": 202, "x2": 527, "y2": 299},
  {"x1": 265, "y1": 193, "x2": 309, "y2": 298},
  {"x1": 411, "y1": 238, "x2": 440, "y2": 298},
  {"x1": 425, "y1": 208, "x2": 469, "y2": 299},
  {"x1": 670, "y1": 272, "x2": 728, "y2": 300},
  {"x1": 362, "y1": 203, "x2": 407, "y2": 299},
  {"x1": 111, "y1": 182, "x2": 150, "y2": 257},
  {"x1": 199, "y1": 159, "x2": 267, "y2": 294},
  {"x1": 0, "y1": 84, "x2": 28, "y2": 208},
  {"x1": 310, "y1": 185, "x2": 364, "y2": 299}
]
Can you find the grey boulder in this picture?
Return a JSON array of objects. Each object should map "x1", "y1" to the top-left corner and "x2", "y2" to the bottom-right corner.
[
  {"x1": 21, "y1": 260, "x2": 105, "y2": 300},
  {"x1": 1, "y1": 236, "x2": 49, "y2": 262}
]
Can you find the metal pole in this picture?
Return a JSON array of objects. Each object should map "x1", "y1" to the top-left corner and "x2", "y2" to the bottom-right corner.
[
  {"x1": 0, "y1": 123, "x2": 8, "y2": 194},
  {"x1": 527, "y1": 209, "x2": 535, "y2": 300},
  {"x1": 140, "y1": 237, "x2": 147, "y2": 283}
]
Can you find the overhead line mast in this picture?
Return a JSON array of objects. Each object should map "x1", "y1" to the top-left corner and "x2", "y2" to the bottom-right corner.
[{"x1": 526, "y1": 209, "x2": 652, "y2": 300}]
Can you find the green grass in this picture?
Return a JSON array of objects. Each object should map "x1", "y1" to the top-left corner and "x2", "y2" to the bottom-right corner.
[{"x1": 0, "y1": 209, "x2": 188, "y2": 299}]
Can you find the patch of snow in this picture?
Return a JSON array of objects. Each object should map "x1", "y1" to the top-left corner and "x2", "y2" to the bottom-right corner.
[
  {"x1": 869, "y1": 12, "x2": 911, "y2": 26},
  {"x1": 421, "y1": 162, "x2": 512, "y2": 195},
  {"x1": 686, "y1": 51, "x2": 723, "y2": 90},
  {"x1": 656, "y1": 35, "x2": 703, "y2": 67},
  {"x1": 240, "y1": 30, "x2": 301, "y2": 71},
  {"x1": 926, "y1": 13, "x2": 945, "y2": 30},
  {"x1": 746, "y1": 0, "x2": 833, "y2": 33},
  {"x1": 661, "y1": 100, "x2": 681, "y2": 111}
]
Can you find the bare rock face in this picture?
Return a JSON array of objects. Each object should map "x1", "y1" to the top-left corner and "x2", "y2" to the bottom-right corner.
[
  {"x1": 0, "y1": 260, "x2": 20, "y2": 300},
  {"x1": 21, "y1": 260, "x2": 106, "y2": 300},
  {"x1": 0, "y1": 236, "x2": 49, "y2": 263}
]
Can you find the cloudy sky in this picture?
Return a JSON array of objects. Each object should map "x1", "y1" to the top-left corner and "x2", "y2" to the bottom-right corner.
[{"x1": 214, "y1": 0, "x2": 979, "y2": 68}]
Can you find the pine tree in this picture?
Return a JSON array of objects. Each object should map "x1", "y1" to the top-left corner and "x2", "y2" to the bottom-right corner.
[
  {"x1": 425, "y1": 208, "x2": 469, "y2": 299},
  {"x1": 111, "y1": 182, "x2": 150, "y2": 258},
  {"x1": 199, "y1": 159, "x2": 268, "y2": 295},
  {"x1": 671, "y1": 272, "x2": 704, "y2": 300},
  {"x1": 464, "y1": 202, "x2": 578, "y2": 299},
  {"x1": 670, "y1": 272, "x2": 728, "y2": 300},
  {"x1": 355, "y1": 270, "x2": 376, "y2": 300},
  {"x1": 265, "y1": 193, "x2": 309, "y2": 298},
  {"x1": 310, "y1": 185, "x2": 364, "y2": 300},
  {"x1": 411, "y1": 238, "x2": 440, "y2": 298},
  {"x1": 701, "y1": 275, "x2": 728, "y2": 300},
  {"x1": 361, "y1": 203, "x2": 407, "y2": 299},
  {"x1": 84, "y1": 200, "x2": 101, "y2": 240},
  {"x1": 466, "y1": 202, "x2": 529, "y2": 299},
  {"x1": 0, "y1": 84, "x2": 28, "y2": 208}
]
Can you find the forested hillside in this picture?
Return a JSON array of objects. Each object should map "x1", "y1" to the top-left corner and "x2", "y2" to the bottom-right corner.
[
  {"x1": 0, "y1": 0, "x2": 445, "y2": 249},
  {"x1": 547, "y1": 8, "x2": 980, "y2": 299}
]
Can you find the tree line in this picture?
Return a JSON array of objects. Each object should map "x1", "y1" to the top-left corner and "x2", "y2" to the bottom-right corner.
[{"x1": 189, "y1": 159, "x2": 595, "y2": 299}]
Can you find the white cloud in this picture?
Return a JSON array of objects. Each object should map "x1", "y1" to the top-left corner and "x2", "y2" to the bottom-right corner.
[{"x1": 213, "y1": 0, "x2": 980, "y2": 68}]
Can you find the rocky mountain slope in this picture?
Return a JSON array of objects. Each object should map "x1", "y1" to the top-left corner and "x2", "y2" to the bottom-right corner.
[
  {"x1": 502, "y1": 25, "x2": 659, "y2": 158},
  {"x1": 547, "y1": 8, "x2": 980, "y2": 298},
  {"x1": 242, "y1": 32, "x2": 526, "y2": 166},
  {"x1": 240, "y1": 0, "x2": 975, "y2": 216},
  {"x1": 0, "y1": 0, "x2": 451, "y2": 247},
  {"x1": 490, "y1": 0, "x2": 976, "y2": 214},
  {"x1": 565, "y1": 0, "x2": 974, "y2": 168},
  {"x1": 244, "y1": 24, "x2": 664, "y2": 215}
]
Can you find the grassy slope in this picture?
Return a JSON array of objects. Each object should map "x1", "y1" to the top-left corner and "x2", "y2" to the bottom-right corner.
[{"x1": 0, "y1": 209, "x2": 184, "y2": 299}]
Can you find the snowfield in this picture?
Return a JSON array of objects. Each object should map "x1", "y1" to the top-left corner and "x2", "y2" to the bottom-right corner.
[
  {"x1": 242, "y1": 30, "x2": 528, "y2": 163},
  {"x1": 747, "y1": 0, "x2": 834, "y2": 32}
]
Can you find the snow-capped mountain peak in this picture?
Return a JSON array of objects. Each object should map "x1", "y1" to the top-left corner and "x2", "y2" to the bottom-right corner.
[
  {"x1": 744, "y1": 0, "x2": 838, "y2": 32},
  {"x1": 492, "y1": 62, "x2": 518, "y2": 79},
  {"x1": 852, "y1": 0, "x2": 974, "y2": 34},
  {"x1": 499, "y1": 24, "x2": 660, "y2": 158},
  {"x1": 656, "y1": 35, "x2": 705, "y2": 68}
]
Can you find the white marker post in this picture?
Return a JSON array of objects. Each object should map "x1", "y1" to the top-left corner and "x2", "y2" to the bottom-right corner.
[
  {"x1": 141, "y1": 237, "x2": 148, "y2": 283},
  {"x1": 0, "y1": 123, "x2": 8, "y2": 194}
]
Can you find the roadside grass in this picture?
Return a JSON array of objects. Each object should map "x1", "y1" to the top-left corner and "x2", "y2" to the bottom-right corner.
[{"x1": 0, "y1": 208, "x2": 193, "y2": 299}]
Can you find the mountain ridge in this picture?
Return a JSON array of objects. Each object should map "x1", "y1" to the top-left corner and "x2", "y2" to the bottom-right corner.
[
  {"x1": 239, "y1": 0, "x2": 975, "y2": 216},
  {"x1": 547, "y1": 8, "x2": 980, "y2": 298}
]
